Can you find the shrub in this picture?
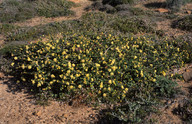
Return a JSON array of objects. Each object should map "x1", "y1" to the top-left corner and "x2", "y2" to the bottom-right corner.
[
  {"x1": 10, "y1": 34, "x2": 190, "y2": 98},
  {"x1": 36, "y1": 0, "x2": 75, "y2": 18},
  {"x1": 9, "y1": 33, "x2": 191, "y2": 122},
  {"x1": 0, "y1": 41, "x2": 27, "y2": 73},
  {"x1": 111, "y1": 17, "x2": 155, "y2": 34},
  {"x1": 172, "y1": 15, "x2": 192, "y2": 32},
  {"x1": 166, "y1": 0, "x2": 192, "y2": 11},
  {"x1": 0, "y1": 24, "x2": 19, "y2": 35},
  {"x1": 152, "y1": 76, "x2": 178, "y2": 98},
  {"x1": 0, "y1": 0, "x2": 75, "y2": 23},
  {"x1": 115, "y1": 4, "x2": 130, "y2": 11},
  {"x1": 0, "y1": 0, "x2": 36, "y2": 23}
]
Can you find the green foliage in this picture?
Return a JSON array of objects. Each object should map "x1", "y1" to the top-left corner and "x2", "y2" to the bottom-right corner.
[
  {"x1": 5, "y1": 12, "x2": 159, "y2": 42},
  {"x1": 0, "y1": 0, "x2": 75, "y2": 23},
  {"x1": 166, "y1": 0, "x2": 192, "y2": 11},
  {"x1": 102, "y1": 97, "x2": 157, "y2": 123},
  {"x1": 0, "y1": 24, "x2": 19, "y2": 34},
  {"x1": 9, "y1": 33, "x2": 192, "y2": 123},
  {"x1": 36, "y1": 0, "x2": 75, "y2": 18},
  {"x1": 0, "y1": 42, "x2": 26, "y2": 72},
  {"x1": 152, "y1": 76, "x2": 178, "y2": 98},
  {"x1": 172, "y1": 15, "x2": 192, "y2": 32},
  {"x1": 111, "y1": 17, "x2": 155, "y2": 34}
]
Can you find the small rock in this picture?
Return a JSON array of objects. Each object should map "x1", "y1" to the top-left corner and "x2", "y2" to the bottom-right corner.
[
  {"x1": 0, "y1": 72, "x2": 4, "y2": 78},
  {"x1": 183, "y1": 69, "x2": 192, "y2": 82},
  {"x1": 63, "y1": 114, "x2": 68, "y2": 119},
  {"x1": 33, "y1": 110, "x2": 42, "y2": 116},
  {"x1": 155, "y1": 8, "x2": 169, "y2": 13},
  {"x1": 186, "y1": 10, "x2": 191, "y2": 14}
]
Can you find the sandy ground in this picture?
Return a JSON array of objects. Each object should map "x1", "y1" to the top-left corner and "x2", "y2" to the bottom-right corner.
[{"x1": 0, "y1": 74, "x2": 98, "y2": 124}]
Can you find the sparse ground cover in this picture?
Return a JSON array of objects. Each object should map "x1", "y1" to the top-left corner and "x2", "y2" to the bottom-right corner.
[
  {"x1": 0, "y1": 0, "x2": 192, "y2": 123},
  {"x1": 0, "y1": 0, "x2": 75, "y2": 23}
]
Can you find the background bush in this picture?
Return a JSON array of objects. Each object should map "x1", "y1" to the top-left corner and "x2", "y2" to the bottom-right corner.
[
  {"x1": 166, "y1": 0, "x2": 192, "y2": 11},
  {"x1": 0, "y1": 0, "x2": 75, "y2": 23},
  {"x1": 172, "y1": 15, "x2": 192, "y2": 32}
]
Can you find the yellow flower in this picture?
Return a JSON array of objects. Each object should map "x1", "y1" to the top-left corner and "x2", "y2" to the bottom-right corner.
[
  {"x1": 121, "y1": 85, "x2": 124, "y2": 89},
  {"x1": 110, "y1": 72, "x2": 114, "y2": 76},
  {"x1": 11, "y1": 62, "x2": 14, "y2": 66},
  {"x1": 14, "y1": 57, "x2": 18, "y2": 60},
  {"x1": 31, "y1": 80, "x2": 35, "y2": 84},
  {"x1": 134, "y1": 56, "x2": 137, "y2": 59},
  {"x1": 51, "y1": 74, "x2": 55, "y2": 78},
  {"x1": 125, "y1": 88, "x2": 128, "y2": 92},
  {"x1": 81, "y1": 59, "x2": 85, "y2": 63},
  {"x1": 100, "y1": 82, "x2": 103, "y2": 88},
  {"x1": 111, "y1": 59, "x2": 115, "y2": 65},
  {"x1": 28, "y1": 65, "x2": 32, "y2": 69},
  {"x1": 67, "y1": 70, "x2": 71, "y2": 74},
  {"x1": 140, "y1": 70, "x2": 144, "y2": 77},
  {"x1": 108, "y1": 87, "x2": 111, "y2": 91},
  {"x1": 37, "y1": 83, "x2": 41, "y2": 87},
  {"x1": 162, "y1": 71, "x2": 166, "y2": 76},
  {"x1": 78, "y1": 85, "x2": 82, "y2": 89},
  {"x1": 86, "y1": 74, "x2": 89, "y2": 78},
  {"x1": 111, "y1": 66, "x2": 117, "y2": 71},
  {"x1": 68, "y1": 62, "x2": 71, "y2": 68},
  {"x1": 103, "y1": 93, "x2": 107, "y2": 97},
  {"x1": 153, "y1": 78, "x2": 156, "y2": 82},
  {"x1": 53, "y1": 58, "x2": 57, "y2": 62},
  {"x1": 108, "y1": 80, "x2": 112, "y2": 84},
  {"x1": 95, "y1": 63, "x2": 100, "y2": 67},
  {"x1": 21, "y1": 64, "x2": 25, "y2": 69},
  {"x1": 69, "y1": 85, "x2": 74, "y2": 90},
  {"x1": 27, "y1": 57, "x2": 31, "y2": 61},
  {"x1": 108, "y1": 69, "x2": 112, "y2": 72}
]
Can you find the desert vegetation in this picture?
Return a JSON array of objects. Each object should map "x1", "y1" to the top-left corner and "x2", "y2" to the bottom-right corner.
[{"x1": 0, "y1": 0, "x2": 192, "y2": 123}]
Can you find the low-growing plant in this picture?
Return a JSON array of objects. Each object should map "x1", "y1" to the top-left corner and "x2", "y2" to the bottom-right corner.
[
  {"x1": 111, "y1": 17, "x2": 155, "y2": 34},
  {"x1": 172, "y1": 15, "x2": 192, "y2": 32},
  {"x1": 166, "y1": 0, "x2": 192, "y2": 11},
  {"x1": 0, "y1": 0, "x2": 75, "y2": 23},
  {"x1": 5, "y1": 12, "x2": 160, "y2": 42},
  {"x1": 36, "y1": 0, "x2": 75, "y2": 18},
  {"x1": 152, "y1": 76, "x2": 179, "y2": 98},
  {"x1": 9, "y1": 33, "x2": 192, "y2": 122},
  {"x1": 0, "y1": 41, "x2": 27, "y2": 73},
  {"x1": 0, "y1": 24, "x2": 20, "y2": 35}
]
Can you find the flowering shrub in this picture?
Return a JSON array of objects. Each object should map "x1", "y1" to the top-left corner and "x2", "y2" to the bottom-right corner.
[{"x1": 10, "y1": 33, "x2": 191, "y2": 103}]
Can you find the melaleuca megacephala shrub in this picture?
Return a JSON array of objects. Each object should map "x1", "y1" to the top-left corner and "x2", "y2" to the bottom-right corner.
[{"x1": 10, "y1": 33, "x2": 191, "y2": 103}]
